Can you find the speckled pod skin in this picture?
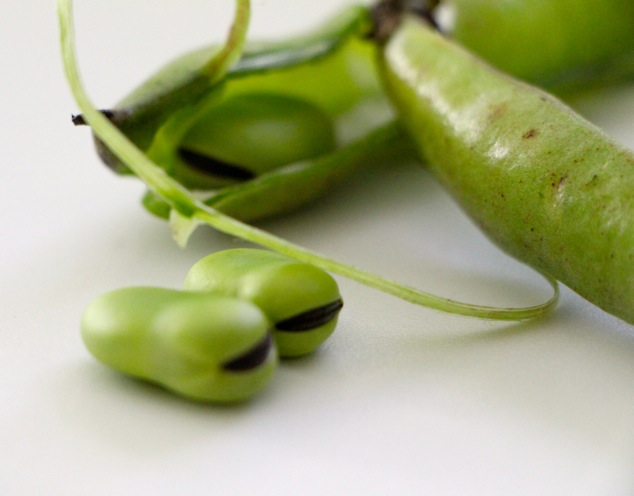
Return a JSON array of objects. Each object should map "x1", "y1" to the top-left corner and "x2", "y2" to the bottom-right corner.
[
  {"x1": 379, "y1": 17, "x2": 634, "y2": 324},
  {"x1": 446, "y1": 0, "x2": 634, "y2": 92}
]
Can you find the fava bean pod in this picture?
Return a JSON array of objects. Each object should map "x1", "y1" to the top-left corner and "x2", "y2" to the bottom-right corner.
[{"x1": 375, "y1": 6, "x2": 634, "y2": 324}]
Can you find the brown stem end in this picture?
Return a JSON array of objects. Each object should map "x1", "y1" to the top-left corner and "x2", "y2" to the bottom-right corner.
[{"x1": 369, "y1": 0, "x2": 440, "y2": 42}]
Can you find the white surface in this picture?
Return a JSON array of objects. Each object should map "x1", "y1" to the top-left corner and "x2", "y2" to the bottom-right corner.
[{"x1": 3, "y1": 1, "x2": 634, "y2": 495}]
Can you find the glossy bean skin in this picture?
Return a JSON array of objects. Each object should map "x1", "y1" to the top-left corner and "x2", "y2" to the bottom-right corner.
[
  {"x1": 171, "y1": 92, "x2": 336, "y2": 189},
  {"x1": 378, "y1": 16, "x2": 634, "y2": 324},
  {"x1": 183, "y1": 249, "x2": 343, "y2": 357},
  {"x1": 81, "y1": 287, "x2": 277, "y2": 402},
  {"x1": 444, "y1": 0, "x2": 634, "y2": 93}
]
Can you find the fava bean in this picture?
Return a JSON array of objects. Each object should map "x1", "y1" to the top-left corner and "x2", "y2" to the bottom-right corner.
[
  {"x1": 81, "y1": 287, "x2": 277, "y2": 402},
  {"x1": 183, "y1": 249, "x2": 343, "y2": 357},
  {"x1": 443, "y1": 0, "x2": 634, "y2": 93},
  {"x1": 172, "y1": 92, "x2": 336, "y2": 189}
]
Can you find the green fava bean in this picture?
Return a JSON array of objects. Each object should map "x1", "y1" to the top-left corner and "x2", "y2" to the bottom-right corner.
[
  {"x1": 172, "y1": 92, "x2": 336, "y2": 189},
  {"x1": 443, "y1": 0, "x2": 634, "y2": 93},
  {"x1": 183, "y1": 249, "x2": 343, "y2": 358},
  {"x1": 377, "y1": 14, "x2": 634, "y2": 324},
  {"x1": 81, "y1": 287, "x2": 277, "y2": 403}
]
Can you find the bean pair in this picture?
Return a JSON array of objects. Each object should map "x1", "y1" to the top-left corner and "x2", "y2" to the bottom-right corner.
[{"x1": 81, "y1": 249, "x2": 343, "y2": 402}]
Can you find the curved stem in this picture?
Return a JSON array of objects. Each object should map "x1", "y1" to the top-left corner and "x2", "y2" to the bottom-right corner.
[
  {"x1": 58, "y1": 0, "x2": 559, "y2": 321},
  {"x1": 203, "y1": 0, "x2": 251, "y2": 80},
  {"x1": 193, "y1": 208, "x2": 559, "y2": 320}
]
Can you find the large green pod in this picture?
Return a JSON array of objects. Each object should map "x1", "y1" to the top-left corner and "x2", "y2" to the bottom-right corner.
[
  {"x1": 444, "y1": 0, "x2": 634, "y2": 92},
  {"x1": 378, "y1": 16, "x2": 634, "y2": 324}
]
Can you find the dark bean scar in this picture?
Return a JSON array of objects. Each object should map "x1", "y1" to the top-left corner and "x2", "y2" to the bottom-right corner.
[
  {"x1": 222, "y1": 333, "x2": 274, "y2": 372},
  {"x1": 276, "y1": 299, "x2": 344, "y2": 332},
  {"x1": 178, "y1": 148, "x2": 256, "y2": 181}
]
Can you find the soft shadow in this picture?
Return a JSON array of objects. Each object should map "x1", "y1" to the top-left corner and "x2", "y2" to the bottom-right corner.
[{"x1": 51, "y1": 360, "x2": 279, "y2": 459}]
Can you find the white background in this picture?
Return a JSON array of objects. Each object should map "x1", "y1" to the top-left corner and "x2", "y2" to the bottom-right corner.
[{"x1": 3, "y1": 1, "x2": 634, "y2": 494}]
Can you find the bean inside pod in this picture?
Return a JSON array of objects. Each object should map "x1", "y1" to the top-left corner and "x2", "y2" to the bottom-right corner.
[{"x1": 171, "y1": 92, "x2": 337, "y2": 189}]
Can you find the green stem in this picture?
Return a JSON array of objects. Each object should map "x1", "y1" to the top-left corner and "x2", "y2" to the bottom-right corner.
[
  {"x1": 193, "y1": 208, "x2": 559, "y2": 320},
  {"x1": 202, "y1": 0, "x2": 251, "y2": 79},
  {"x1": 58, "y1": 0, "x2": 559, "y2": 321}
]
